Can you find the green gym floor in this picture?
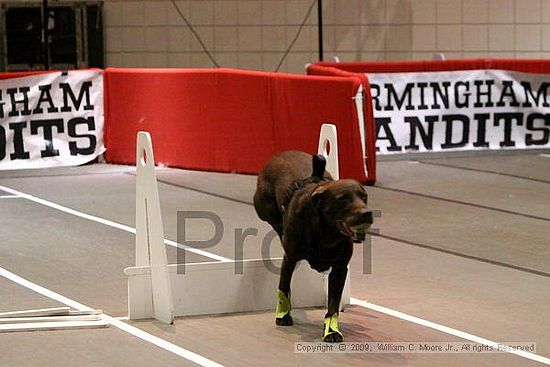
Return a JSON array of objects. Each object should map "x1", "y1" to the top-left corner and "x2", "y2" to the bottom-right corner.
[{"x1": 0, "y1": 151, "x2": 549, "y2": 366}]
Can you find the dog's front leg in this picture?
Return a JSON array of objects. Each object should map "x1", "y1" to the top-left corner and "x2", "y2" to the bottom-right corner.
[
  {"x1": 323, "y1": 265, "x2": 347, "y2": 342},
  {"x1": 275, "y1": 255, "x2": 296, "y2": 326}
]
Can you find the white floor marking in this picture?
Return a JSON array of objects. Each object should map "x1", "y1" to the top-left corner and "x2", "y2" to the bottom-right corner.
[
  {"x1": 539, "y1": 154, "x2": 550, "y2": 158},
  {"x1": 0, "y1": 266, "x2": 224, "y2": 367},
  {"x1": 107, "y1": 317, "x2": 224, "y2": 367},
  {"x1": 0, "y1": 195, "x2": 21, "y2": 199},
  {"x1": 350, "y1": 297, "x2": 550, "y2": 365},
  {"x1": 0, "y1": 184, "x2": 230, "y2": 263},
  {"x1": 0, "y1": 266, "x2": 92, "y2": 311}
]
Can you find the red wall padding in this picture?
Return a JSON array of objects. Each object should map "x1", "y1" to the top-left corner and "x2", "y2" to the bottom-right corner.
[
  {"x1": 310, "y1": 59, "x2": 550, "y2": 74},
  {"x1": 104, "y1": 68, "x2": 373, "y2": 184}
]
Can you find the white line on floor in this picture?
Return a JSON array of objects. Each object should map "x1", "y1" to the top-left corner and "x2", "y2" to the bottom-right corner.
[
  {"x1": 350, "y1": 297, "x2": 550, "y2": 365},
  {"x1": 0, "y1": 195, "x2": 21, "y2": 199},
  {"x1": 0, "y1": 266, "x2": 224, "y2": 367},
  {"x1": 539, "y1": 154, "x2": 550, "y2": 158},
  {"x1": 0, "y1": 184, "x2": 231, "y2": 263}
]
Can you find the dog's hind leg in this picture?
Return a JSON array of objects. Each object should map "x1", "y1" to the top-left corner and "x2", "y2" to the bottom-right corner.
[{"x1": 275, "y1": 256, "x2": 296, "y2": 326}]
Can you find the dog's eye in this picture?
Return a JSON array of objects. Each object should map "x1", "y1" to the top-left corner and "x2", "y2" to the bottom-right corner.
[
  {"x1": 337, "y1": 194, "x2": 355, "y2": 205},
  {"x1": 335, "y1": 193, "x2": 348, "y2": 201}
]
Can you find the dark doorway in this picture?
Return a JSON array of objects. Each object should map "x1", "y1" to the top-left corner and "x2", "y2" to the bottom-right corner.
[{"x1": 1, "y1": 2, "x2": 103, "y2": 71}]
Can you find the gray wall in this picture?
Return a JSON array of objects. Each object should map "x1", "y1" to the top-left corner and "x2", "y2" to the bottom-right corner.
[{"x1": 3, "y1": 0, "x2": 550, "y2": 73}]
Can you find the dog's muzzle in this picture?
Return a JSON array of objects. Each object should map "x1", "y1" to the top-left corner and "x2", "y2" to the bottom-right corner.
[
  {"x1": 338, "y1": 209, "x2": 373, "y2": 243},
  {"x1": 337, "y1": 220, "x2": 371, "y2": 243}
]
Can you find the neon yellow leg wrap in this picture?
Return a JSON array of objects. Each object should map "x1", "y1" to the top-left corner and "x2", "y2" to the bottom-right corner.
[
  {"x1": 323, "y1": 314, "x2": 343, "y2": 340},
  {"x1": 275, "y1": 290, "x2": 291, "y2": 318}
]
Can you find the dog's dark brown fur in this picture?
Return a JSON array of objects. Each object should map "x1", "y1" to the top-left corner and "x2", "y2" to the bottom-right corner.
[{"x1": 254, "y1": 150, "x2": 373, "y2": 342}]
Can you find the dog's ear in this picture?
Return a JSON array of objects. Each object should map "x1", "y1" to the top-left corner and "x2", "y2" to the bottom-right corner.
[
  {"x1": 311, "y1": 183, "x2": 329, "y2": 206},
  {"x1": 312, "y1": 154, "x2": 326, "y2": 180}
]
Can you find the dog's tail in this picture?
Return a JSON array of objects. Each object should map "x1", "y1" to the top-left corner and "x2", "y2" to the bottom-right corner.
[{"x1": 312, "y1": 154, "x2": 326, "y2": 180}]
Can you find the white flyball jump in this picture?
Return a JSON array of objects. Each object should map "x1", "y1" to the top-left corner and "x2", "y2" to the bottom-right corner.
[{"x1": 125, "y1": 125, "x2": 350, "y2": 322}]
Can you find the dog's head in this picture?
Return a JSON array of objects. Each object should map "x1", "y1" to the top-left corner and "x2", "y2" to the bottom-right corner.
[{"x1": 312, "y1": 179, "x2": 373, "y2": 243}]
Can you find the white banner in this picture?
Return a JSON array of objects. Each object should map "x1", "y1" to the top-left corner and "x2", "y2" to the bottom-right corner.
[
  {"x1": 368, "y1": 69, "x2": 550, "y2": 154},
  {"x1": 0, "y1": 70, "x2": 105, "y2": 169}
]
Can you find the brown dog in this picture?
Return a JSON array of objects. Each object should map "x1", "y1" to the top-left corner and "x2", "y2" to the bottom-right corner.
[{"x1": 253, "y1": 150, "x2": 373, "y2": 342}]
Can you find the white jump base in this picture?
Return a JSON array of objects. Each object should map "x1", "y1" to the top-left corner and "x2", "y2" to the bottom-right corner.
[
  {"x1": 125, "y1": 125, "x2": 350, "y2": 322},
  {"x1": 125, "y1": 259, "x2": 326, "y2": 319}
]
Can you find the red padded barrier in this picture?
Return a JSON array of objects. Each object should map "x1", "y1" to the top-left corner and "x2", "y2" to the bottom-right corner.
[
  {"x1": 310, "y1": 59, "x2": 550, "y2": 74},
  {"x1": 104, "y1": 68, "x2": 374, "y2": 184}
]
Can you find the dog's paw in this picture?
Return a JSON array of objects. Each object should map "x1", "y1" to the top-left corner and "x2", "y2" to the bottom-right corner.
[
  {"x1": 322, "y1": 331, "x2": 343, "y2": 343},
  {"x1": 322, "y1": 313, "x2": 343, "y2": 342},
  {"x1": 275, "y1": 289, "x2": 292, "y2": 326},
  {"x1": 275, "y1": 313, "x2": 294, "y2": 326}
]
